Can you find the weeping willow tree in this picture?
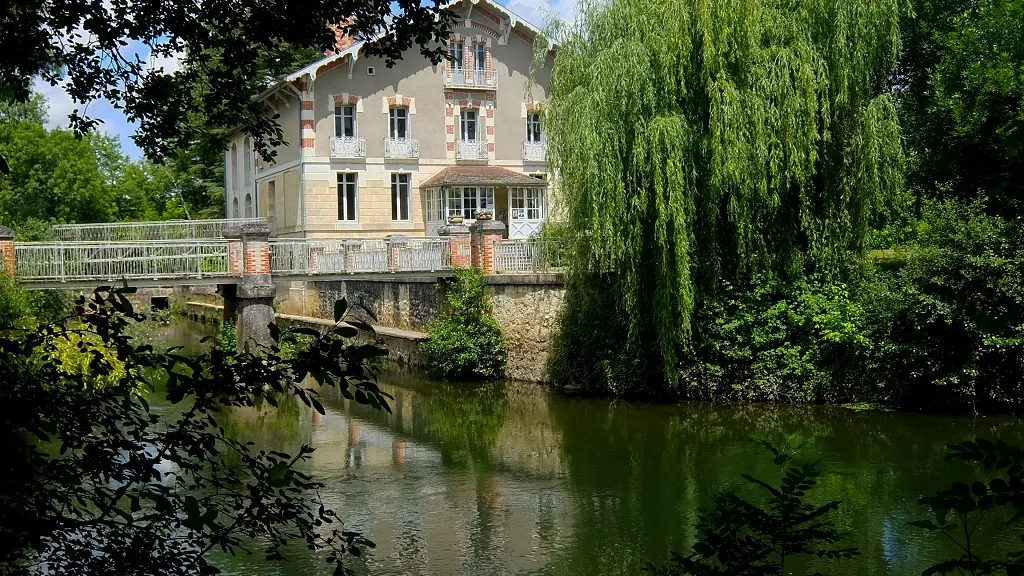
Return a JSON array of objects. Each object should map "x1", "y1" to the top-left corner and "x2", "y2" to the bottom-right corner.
[{"x1": 543, "y1": 0, "x2": 905, "y2": 394}]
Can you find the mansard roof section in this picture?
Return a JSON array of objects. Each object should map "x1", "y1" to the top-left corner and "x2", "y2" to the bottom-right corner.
[{"x1": 278, "y1": 0, "x2": 548, "y2": 86}]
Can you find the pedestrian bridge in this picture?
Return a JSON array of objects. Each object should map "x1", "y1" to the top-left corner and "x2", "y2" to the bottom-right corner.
[{"x1": 4, "y1": 218, "x2": 561, "y2": 289}]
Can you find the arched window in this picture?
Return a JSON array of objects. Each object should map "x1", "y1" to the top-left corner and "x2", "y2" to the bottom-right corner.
[
  {"x1": 230, "y1": 143, "x2": 238, "y2": 195},
  {"x1": 244, "y1": 193, "x2": 253, "y2": 218},
  {"x1": 232, "y1": 197, "x2": 239, "y2": 218},
  {"x1": 243, "y1": 136, "x2": 251, "y2": 188}
]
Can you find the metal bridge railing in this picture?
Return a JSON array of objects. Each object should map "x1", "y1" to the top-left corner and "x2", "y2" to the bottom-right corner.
[
  {"x1": 15, "y1": 240, "x2": 230, "y2": 283},
  {"x1": 50, "y1": 218, "x2": 268, "y2": 242},
  {"x1": 492, "y1": 238, "x2": 565, "y2": 273},
  {"x1": 270, "y1": 238, "x2": 451, "y2": 275}
]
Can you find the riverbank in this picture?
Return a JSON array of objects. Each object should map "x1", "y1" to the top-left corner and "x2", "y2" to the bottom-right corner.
[{"x1": 146, "y1": 316, "x2": 1024, "y2": 576}]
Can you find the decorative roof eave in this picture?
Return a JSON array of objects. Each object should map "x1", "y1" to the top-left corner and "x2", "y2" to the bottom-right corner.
[
  {"x1": 420, "y1": 166, "x2": 549, "y2": 188},
  {"x1": 262, "y1": 0, "x2": 550, "y2": 98}
]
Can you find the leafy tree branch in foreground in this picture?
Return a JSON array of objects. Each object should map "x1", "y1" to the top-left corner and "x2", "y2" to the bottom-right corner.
[{"x1": 0, "y1": 287, "x2": 390, "y2": 575}]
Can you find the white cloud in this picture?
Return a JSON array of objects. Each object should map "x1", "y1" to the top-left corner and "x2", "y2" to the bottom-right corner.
[
  {"x1": 146, "y1": 47, "x2": 183, "y2": 74},
  {"x1": 32, "y1": 78, "x2": 76, "y2": 130},
  {"x1": 502, "y1": 0, "x2": 580, "y2": 29}
]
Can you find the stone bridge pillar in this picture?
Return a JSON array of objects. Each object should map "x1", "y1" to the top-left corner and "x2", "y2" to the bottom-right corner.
[
  {"x1": 438, "y1": 222, "x2": 471, "y2": 268},
  {"x1": 0, "y1": 226, "x2": 14, "y2": 276},
  {"x1": 222, "y1": 222, "x2": 276, "y2": 350},
  {"x1": 470, "y1": 218, "x2": 506, "y2": 275}
]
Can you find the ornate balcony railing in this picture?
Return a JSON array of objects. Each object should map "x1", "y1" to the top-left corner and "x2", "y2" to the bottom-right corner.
[
  {"x1": 523, "y1": 141, "x2": 547, "y2": 162},
  {"x1": 456, "y1": 140, "x2": 489, "y2": 160},
  {"x1": 330, "y1": 137, "x2": 366, "y2": 158},
  {"x1": 444, "y1": 68, "x2": 497, "y2": 89},
  {"x1": 384, "y1": 138, "x2": 420, "y2": 159}
]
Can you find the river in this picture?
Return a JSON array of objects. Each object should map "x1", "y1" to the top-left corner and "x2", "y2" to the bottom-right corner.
[{"x1": 153, "y1": 318, "x2": 1024, "y2": 576}]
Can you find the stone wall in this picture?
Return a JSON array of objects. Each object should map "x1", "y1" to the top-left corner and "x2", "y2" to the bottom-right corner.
[
  {"x1": 486, "y1": 276, "x2": 565, "y2": 383},
  {"x1": 274, "y1": 274, "x2": 565, "y2": 383}
]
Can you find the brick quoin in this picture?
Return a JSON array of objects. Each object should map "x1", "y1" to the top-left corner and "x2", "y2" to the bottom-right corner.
[{"x1": 301, "y1": 100, "x2": 314, "y2": 110}]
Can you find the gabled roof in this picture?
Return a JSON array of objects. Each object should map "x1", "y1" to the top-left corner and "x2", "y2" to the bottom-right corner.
[
  {"x1": 420, "y1": 167, "x2": 548, "y2": 188},
  {"x1": 272, "y1": 0, "x2": 548, "y2": 90}
]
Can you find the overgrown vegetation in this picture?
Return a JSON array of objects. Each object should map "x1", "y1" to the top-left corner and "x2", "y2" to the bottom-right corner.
[
  {"x1": 1, "y1": 286, "x2": 391, "y2": 575},
  {"x1": 546, "y1": 0, "x2": 1024, "y2": 412},
  {"x1": 421, "y1": 268, "x2": 506, "y2": 380}
]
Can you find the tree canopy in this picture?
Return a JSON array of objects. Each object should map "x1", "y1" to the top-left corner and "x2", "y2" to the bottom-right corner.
[
  {"x1": 546, "y1": 0, "x2": 906, "y2": 391},
  {"x1": 897, "y1": 0, "x2": 1024, "y2": 218},
  {"x1": 0, "y1": 0, "x2": 454, "y2": 160}
]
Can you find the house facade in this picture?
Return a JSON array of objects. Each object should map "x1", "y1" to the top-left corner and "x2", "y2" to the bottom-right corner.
[{"x1": 223, "y1": 0, "x2": 553, "y2": 240}]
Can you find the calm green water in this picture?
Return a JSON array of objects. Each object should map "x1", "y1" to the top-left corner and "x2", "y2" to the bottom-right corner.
[{"x1": 155, "y1": 319, "x2": 1024, "y2": 576}]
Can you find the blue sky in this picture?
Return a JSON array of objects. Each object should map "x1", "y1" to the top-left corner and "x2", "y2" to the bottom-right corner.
[{"x1": 34, "y1": 0, "x2": 576, "y2": 161}]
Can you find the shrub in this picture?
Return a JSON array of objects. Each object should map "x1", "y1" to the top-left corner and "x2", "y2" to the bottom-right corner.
[
  {"x1": 218, "y1": 320, "x2": 237, "y2": 355},
  {"x1": 421, "y1": 268, "x2": 506, "y2": 380},
  {"x1": 865, "y1": 200, "x2": 1024, "y2": 410},
  {"x1": 682, "y1": 275, "x2": 873, "y2": 403}
]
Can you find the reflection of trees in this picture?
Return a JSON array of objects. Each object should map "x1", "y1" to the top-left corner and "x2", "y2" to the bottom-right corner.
[
  {"x1": 544, "y1": 398, "x2": 1024, "y2": 576},
  {"x1": 418, "y1": 381, "x2": 509, "y2": 469}
]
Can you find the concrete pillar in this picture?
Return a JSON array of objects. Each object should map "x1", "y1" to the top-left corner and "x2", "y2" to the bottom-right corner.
[
  {"x1": 438, "y1": 222, "x2": 471, "y2": 268},
  {"x1": 344, "y1": 239, "x2": 362, "y2": 271},
  {"x1": 223, "y1": 222, "x2": 276, "y2": 349},
  {"x1": 0, "y1": 225, "x2": 14, "y2": 276},
  {"x1": 470, "y1": 218, "x2": 506, "y2": 275},
  {"x1": 218, "y1": 283, "x2": 238, "y2": 325},
  {"x1": 386, "y1": 234, "x2": 409, "y2": 271}
]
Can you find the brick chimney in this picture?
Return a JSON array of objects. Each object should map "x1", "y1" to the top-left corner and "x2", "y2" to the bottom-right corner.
[{"x1": 326, "y1": 19, "x2": 356, "y2": 56}]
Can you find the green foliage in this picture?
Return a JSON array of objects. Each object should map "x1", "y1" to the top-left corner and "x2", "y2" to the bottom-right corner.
[
  {"x1": 546, "y1": 0, "x2": 906, "y2": 392},
  {"x1": 0, "y1": 288, "x2": 391, "y2": 575},
  {"x1": 218, "y1": 320, "x2": 237, "y2": 355},
  {"x1": 647, "y1": 436, "x2": 857, "y2": 575},
  {"x1": 1, "y1": 0, "x2": 454, "y2": 161},
  {"x1": 898, "y1": 0, "x2": 1024, "y2": 218},
  {"x1": 683, "y1": 276, "x2": 872, "y2": 403},
  {"x1": 421, "y1": 268, "x2": 506, "y2": 380},
  {"x1": 0, "y1": 94, "x2": 225, "y2": 227},
  {"x1": 865, "y1": 200, "x2": 1024, "y2": 410},
  {"x1": 0, "y1": 273, "x2": 33, "y2": 329},
  {"x1": 910, "y1": 439, "x2": 1024, "y2": 575}
]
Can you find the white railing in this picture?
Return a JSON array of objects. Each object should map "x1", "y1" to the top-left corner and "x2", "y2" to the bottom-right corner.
[
  {"x1": 384, "y1": 138, "x2": 420, "y2": 159},
  {"x1": 397, "y1": 238, "x2": 451, "y2": 271},
  {"x1": 492, "y1": 238, "x2": 564, "y2": 273},
  {"x1": 15, "y1": 240, "x2": 230, "y2": 282},
  {"x1": 330, "y1": 137, "x2": 366, "y2": 158},
  {"x1": 269, "y1": 238, "x2": 451, "y2": 275},
  {"x1": 456, "y1": 140, "x2": 489, "y2": 160},
  {"x1": 444, "y1": 69, "x2": 497, "y2": 89},
  {"x1": 50, "y1": 218, "x2": 267, "y2": 242},
  {"x1": 523, "y1": 141, "x2": 547, "y2": 162}
]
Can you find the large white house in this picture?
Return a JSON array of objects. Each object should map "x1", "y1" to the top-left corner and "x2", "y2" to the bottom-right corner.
[{"x1": 224, "y1": 0, "x2": 554, "y2": 240}]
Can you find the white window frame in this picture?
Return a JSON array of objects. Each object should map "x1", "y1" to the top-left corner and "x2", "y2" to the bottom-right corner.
[
  {"x1": 338, "y1": 172, "x2": 358, "y2": 221},
  {"x1": 473, "y1": 42, "x2": 487, "y2": 71},
  {"x1": 389, "y1": 107, "x2": 409, "y2": 139},
  {"x1": 391, "y1": 173, "x2": 411, "y2": 221},
  {"x1": 335, "y1": 105, "x2": 356, "y2": 138},
  {"x1": 450, "y1": 41, "x2": 464, "y2": 71},
  {"x1": 230, "y1": 144, "x2": 238, "y2": 194},
  {"x1": 527, "y1": 112, "x2": 542, "y2": 143},
  {"x1": 460, "y1": 109, "x2": 478, "y2": 142},
  {"x1": 444, "y1": 186, "x2": 494, "y2": 220},
  {"x1": 511, "y1": 187, "x2": 545, "y2": 221},
  {"x1": 425, "y1": 189, "x2": 443, "y2": 223}
]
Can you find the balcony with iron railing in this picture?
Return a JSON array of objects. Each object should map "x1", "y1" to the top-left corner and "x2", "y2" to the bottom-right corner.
[
  {"x1": 444, "y1": 68, "x2": 497, "y2": 89},
  {"x1": 384, "y1": 138, "x2": 420, "y2": 159},
  {"x1": 523, "y1": 141, "x2": 547, "y2": 163},
  {"x1": 456, "y1": 140, "x2": 489, "y2": 160},
  {"x1": 330, "y1": 136, "x2": 366, "y2": 158}
]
